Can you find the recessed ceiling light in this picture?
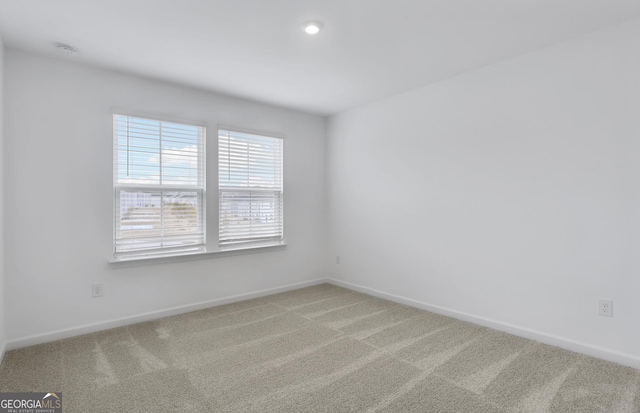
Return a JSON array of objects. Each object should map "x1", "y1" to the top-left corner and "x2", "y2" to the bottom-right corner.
[
  {"x1": 55, "y1": 43, "x2": 79, "y2": 57},
  {"x1": 302, "y1": 21, "x2": 323, "y2": 35}
]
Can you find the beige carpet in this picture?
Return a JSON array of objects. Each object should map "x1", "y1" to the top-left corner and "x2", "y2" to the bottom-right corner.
[{"x1": 1, "y1": 283, "x2": 639, "y2": 412}]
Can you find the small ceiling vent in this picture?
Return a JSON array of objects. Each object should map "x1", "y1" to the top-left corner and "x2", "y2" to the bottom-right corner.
[{"x1": 55, "y1": 43, "x2": 79, "y2": 57}]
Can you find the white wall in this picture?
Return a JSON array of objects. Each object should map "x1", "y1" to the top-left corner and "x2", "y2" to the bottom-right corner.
[
  {"x1": 4, "y1": 49, "x2": 327, "y2": 341},
  {"x1": 0, "y1": 35, "x2": 6, "y2": 356},
  {"x1": 327, "y1": 18, "x2": 640, "y2": 361}
]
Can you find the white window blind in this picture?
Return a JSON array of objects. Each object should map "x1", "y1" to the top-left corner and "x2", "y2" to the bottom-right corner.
[
  {"x1": 113, "y1": 114, "x2": 206, "y2": 258},
  {"x1": 219, "y1": 129, "x2": 283, "y2": 246}
]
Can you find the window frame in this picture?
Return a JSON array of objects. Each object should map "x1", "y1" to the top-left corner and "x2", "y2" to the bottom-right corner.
[
  {"x1": 109, "y1": 113, "x2": 287, "y2": 263},
  {"x1": 112, "y1": 110, "x2": 207, "y2": 261},
  {"x1": 217, "y1": 126, "x2": 285, "y2": 249}
]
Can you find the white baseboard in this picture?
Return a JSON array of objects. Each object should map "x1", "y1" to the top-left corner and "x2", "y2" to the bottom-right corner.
[
  {"x1": 8, "y1": 276, "x2": 639, "y2": 369},
  {"x1": 6, "y1": 278, "x2": 328, "y2": 351},
  {"x1": 327, "y1": 278, "x2": 640, "y2": 369}
]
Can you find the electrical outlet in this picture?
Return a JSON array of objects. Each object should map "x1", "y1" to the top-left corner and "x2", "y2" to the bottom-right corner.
[
  {"x1": 92, "y1": 283, "x2": 103, "y2": 298},
  {"x1": 598, "y1": 299, "x2": 613, "y2": 317},
  {"x1": 336, "y1": 255, "x2": 341, "y2": 264}
]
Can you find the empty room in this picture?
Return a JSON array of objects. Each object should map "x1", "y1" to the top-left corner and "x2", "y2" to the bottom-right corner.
[{"x1": 0, "y1": 0, "x2": 639, "y2": 412}]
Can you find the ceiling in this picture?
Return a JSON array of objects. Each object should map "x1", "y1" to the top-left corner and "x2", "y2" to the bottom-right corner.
[{"x1": 0, "y1": 0, "x2": 639, "y2": 116}]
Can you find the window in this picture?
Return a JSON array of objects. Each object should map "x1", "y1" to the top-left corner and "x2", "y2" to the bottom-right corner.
[
  {"x1": 218, "y1": 129, "x2": 283, "y2": 246},
  {"x1": 113, "y1": 114, "x2": 206, "y2": 258}
]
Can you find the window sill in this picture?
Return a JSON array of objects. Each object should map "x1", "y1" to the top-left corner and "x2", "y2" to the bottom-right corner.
[{"x1": 108, "y1": 242, "x2": 287, "y2": 265}]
